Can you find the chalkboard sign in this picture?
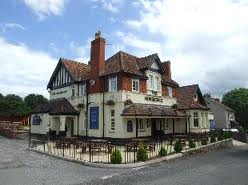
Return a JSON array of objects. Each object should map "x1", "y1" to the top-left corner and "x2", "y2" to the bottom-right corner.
[
  {"x1": 90, "y1": 106, "x2": 99, "y2": 129},
  {"x1": 127, "y1": 120, "x2": 133, "y2": 132},
  {"x1": 32, "y1": 114, "x2": 41, "y2": 125}
]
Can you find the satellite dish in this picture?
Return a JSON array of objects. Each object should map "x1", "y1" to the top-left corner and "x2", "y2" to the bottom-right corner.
[{"x1": 90, "y1": 80, "x2": 95, "y2": 86}]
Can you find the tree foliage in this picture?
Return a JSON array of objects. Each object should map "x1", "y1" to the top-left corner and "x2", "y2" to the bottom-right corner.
[
  {"x1": 222, "y1": 88, "x2": 248, "y2": 129},
  {"x1": 0, "y1": 93, "x2": 48, "y2": 116},
  {"x1": 24, "y1": 94, "x2": 48, "y2": 110}
]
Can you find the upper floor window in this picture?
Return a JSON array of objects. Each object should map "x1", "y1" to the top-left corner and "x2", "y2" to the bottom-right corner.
[
  {"x1": 132, "y1": 78, "x2": 139, "y2": 92},
  {"x1": 193, "y1": 112, "x2": 199, "y2": 127},
  {"x1": 71, "y1": 87, "x2": 75, "y2": 98},
  {"x1": 168, "y1": 87, "x2": 173, "y2": 98},
  {"x1": 81, "y1": 84, "x2": 86, "y2": 96},
  {"x1": 109, "y1": 76, "x2": 117, "y2": 92},
  {"x1": 138, "y1": 119, "x2": 145, "y2": 131},
  {"x1": 155, "y1": 77, "x2": 160, "y2": 91},
  {"x1": 149, "y1": 75, "x2": 154, "y2": 89}
]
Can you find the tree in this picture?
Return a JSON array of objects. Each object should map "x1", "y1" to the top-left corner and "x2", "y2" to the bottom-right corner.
[
  {"x1": 0, "y1": 94, "x2": 30, "y2": 116},
  {"x1": 222, "y1": 88, "x2": 248, "y2": 129},
  {"x1": 24, "y1": 94, "x2": 48, "y2": 110}
]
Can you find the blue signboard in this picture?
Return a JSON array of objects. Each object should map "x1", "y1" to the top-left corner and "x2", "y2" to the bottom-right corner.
[
  {"x1": 210, "y1": 120, "x2": 216, "y2": 130},
  {"x1": 32, "y1": 114, "x2": 41, "y2": 125},
  {"x1": 90, "y1": 106, "x2": 99, "y2": 129},
  {"x1": 127, "y1": 120, "x2": 133, "y2": 132}
]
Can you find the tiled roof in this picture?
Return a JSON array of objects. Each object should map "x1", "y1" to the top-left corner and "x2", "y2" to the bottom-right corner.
[
  {"x1": 31, "y1": 98, "x2": 79, "y2": 115},
  {"x1": 121, "y1": 103, "x2": 187, "y2": 117},
  {"x1": 205, "y1": 97, "x2": 234, "y2": 112},
  {"x1": 61, "y1": 58, "x2": 90, "y2": 82},
  {"x1": 176, "y1": 84, "x2": 208, "y2": 110},
  {"x1": 161, "y1": 76, "x2": 179, "y2": 87},
  {"x1": 100, "y1": 51, "x2": 145, "y2": 77}
]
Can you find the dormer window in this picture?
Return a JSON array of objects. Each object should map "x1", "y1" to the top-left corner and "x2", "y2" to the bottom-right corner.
[
  {"x1": 109, "y1": 76, "x2": 117, "y2": 92},
  {"x1": 149, "y1": 75, "x2": 154, "y2": 89},
  {"x1": 194, "y1": 93, "x2": 198, "y2": 101},
  {"x1": 132, "y1": 78, "x2": 139, "y2": 92},
  {"x1": 81, "y1": 84, "x2": 86, "y2": 96},
  {"x1": 155, "y1": 76, "x2": 160, "y2": 91}
]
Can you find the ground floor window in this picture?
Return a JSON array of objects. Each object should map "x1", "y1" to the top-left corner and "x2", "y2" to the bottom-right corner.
[
  {"x1": 162, "y1": 119, "x2": 169, "y2": 130},
  {"x1": 193, "y1": 112, "x2": 199, "y2": 127},
  {"x1": 138, "y1": 119, "x2": 145, "y2": 131},
  {"x1": 110, "y1": 110, "x2": 115, "y2": 131}
]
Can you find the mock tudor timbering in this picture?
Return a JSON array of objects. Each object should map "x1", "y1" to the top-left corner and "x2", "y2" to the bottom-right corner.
[{"x1": 31, "y1": 32, "x2": 210, "y2": 139}]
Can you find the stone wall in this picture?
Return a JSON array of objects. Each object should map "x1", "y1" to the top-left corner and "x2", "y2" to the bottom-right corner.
[{"x1": 182, "y1": 139, "x2": 233, "y2": 157}]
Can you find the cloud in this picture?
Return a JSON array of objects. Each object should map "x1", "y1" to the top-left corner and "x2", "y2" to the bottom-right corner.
[
  {"x1": 122, "y1": 0, "x2": 248, "y2": 97},
  {"x1": 1, "y1": 23, "x2": 26, "y2": 32},
  {"x1": 22, "y1": 0, "x2": 67, "y2": 20},
  {"x1": 0, "y1": 37, "x2": 57, "y2": 98},
  {"x1": 69, "y1": 38, "x2": 92, "y2": 63},
  {"x1": 90, "y1": 0, "x2": 123, "y2": 13}
]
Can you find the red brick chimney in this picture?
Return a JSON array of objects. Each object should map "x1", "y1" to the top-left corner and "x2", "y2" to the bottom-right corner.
[
  {"x1": 89, "y1": 31, "x2": 105, "y2": 94},
  {"x1": 162, "y1": 61, "x2": 171, "y2": 79}
]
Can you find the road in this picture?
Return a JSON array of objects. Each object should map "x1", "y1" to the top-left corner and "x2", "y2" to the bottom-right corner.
[{"x1": 0, "y1": 136, "x2": 248, "y2": 185}]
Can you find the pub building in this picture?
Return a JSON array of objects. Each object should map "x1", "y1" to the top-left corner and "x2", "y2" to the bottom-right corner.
[{"x1": 31, "y1": 31, "x2": 210, "y2": 140}]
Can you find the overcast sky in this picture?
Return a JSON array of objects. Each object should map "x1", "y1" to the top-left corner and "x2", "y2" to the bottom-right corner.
[{"x1": 0, "y1": 0, "x2": 247, "y2": 98}]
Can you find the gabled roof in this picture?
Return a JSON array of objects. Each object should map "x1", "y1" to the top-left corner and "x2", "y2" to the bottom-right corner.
[
  {"x1": 121, "y1": 103, "x2": 187, "y2": 117},
  {"x1": 204, "y1": 97, "x2": 234, "y2": 112},
  {"x1": 61, "y1": 58, "x2": 90, "y2": 82},
  {"x1": 31, "y1": 98, "x2": 79, "y2": 115},
  {"x1": 47, "y1": 58, "x2": 90, "y2": 89},
  {"x1": 176, "y1": 84, "x2": 208, "y2": 110}
]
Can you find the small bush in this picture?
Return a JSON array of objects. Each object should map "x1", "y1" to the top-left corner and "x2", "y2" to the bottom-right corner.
[
  {"x1": 174, "y1": 141, "x2": 182, "y2": 153},
  {"x1": 210, "y1": 135, "x2": 216, "y2": 143},
  {"x1": 223, "y1": 132, "x2": 232, "y2": 139},
  {"x1": 159, "y1": 146, "x2": 167, "y2": 156},
  {"x1": 110, "y1": 149, "x2": 122, "y2": 164},
  {"x1": 137, "y1": 144, "x2": 148, "y2": 162},
  {"x1": 189, "y1": 139, "x2": 196, "y2": 148},
  {"x1": 218, "y1": 134, "x2": 224, "y2": 141},
  {"x1": 201, "y1": 138, "x2": 208, "y2": 145}
]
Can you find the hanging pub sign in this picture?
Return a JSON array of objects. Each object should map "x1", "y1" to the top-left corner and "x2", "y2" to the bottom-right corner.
[
  {"x1": 32, "y1": 114, "x2": 42, "y2": 125},
  {"x1": 145, "y1": 96, "x2": 163, "y2": 103},
  {"x1": 90, "y1": 106, "x2": 99, "y2": 129}
]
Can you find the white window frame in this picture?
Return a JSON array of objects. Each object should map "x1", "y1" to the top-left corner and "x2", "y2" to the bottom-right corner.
[
  {"x1": 168, "y1": 87, "x2": 173, "y2": 98},
  {"x1": 149, "y1": 75, "x2": 154, "y2": 89},
  {"x1": 81, "y1": 84, "x2": 86, "y2": 96},
  {"x1": 201, "y1": 112, "x2": 204, "y2": 128},
  {"x1": 110, "y1": 110, "x2": 115, "y2": 131},
  {"x1": 205, "y1": 112, "x2": 208, "y2": 128},
  {"x1": 162, "y1": 119, "x2": 169, "y2": 130},
  {"x1": 193, "y1": 112, "x2": 199, "y2": 127},
  {"x1": 109, "y1": 76, "x2": 117, "y2": 92},
  {"x1": 138, "y1": 119, "x2": 145, "y2": 131},
  {"x1": 155, "y1": 76, "x2": 160, "y2": 91},
  {"x1": 132, "y1": 78, "x2": 139, "y2": 92}
]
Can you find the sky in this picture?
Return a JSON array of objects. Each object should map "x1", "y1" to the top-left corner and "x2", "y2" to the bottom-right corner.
[{"x1": 0, "y1": 0, "x2": 248, "y2": 99}]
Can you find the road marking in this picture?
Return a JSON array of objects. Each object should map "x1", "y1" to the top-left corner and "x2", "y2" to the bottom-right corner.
[{"x1": 100, "y1": 173, "x2": 120, "y2": 180}]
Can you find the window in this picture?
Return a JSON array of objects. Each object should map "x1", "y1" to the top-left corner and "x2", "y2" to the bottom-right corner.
[
  {"x1": 109, "y1": 76, "x2": 117, "y2": 92},
  {"x1": 149, "y1": 75, "x2": 154, "y2": 89},
  {"x1": 146, "y1": 119, "x2": 150, "y2": 128},
  {"x1": 132, "y1": 78, "x2": 139, "y2": 92},
  {"x1": 193, "y1": 112, "x2": 199, "y2": 127},
  {"x1": 168, "y1": 87, "x2": 173, "y2": 98},
  {"x1": 138, "y1": 119, "x2": 144, "y2": 131},
  {"x1": 201, "y1": 112, "x2": 204, "y2": 128},
  {"x1": 155, "y1": 77, "x2": 160, "y2": 91},
  {"x1": 71, "y1": 87, "x2": 75, "y2": 97},
  {"x1": 162, "y1": 119, "x2": 169, "y2": 130},
  {"x1": 110, "y1": 110, "x2": 115, "y2": 131},
  {"x1": 81, "y1": 84, "x2": 86, "y2": 96},
  {"x1": 205, "y1": 113, "x2": 208, "y2": 128}
]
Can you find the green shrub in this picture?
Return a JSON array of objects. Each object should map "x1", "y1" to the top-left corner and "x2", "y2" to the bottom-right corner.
[
  {"x1": 110, "y1": 149, "x2": 122, "y2": 164},
  {"x1": 174, "y1": 141, "x2": 182, "y2": 153},
  {"x1": 218, "y1": 134, "x2": 224, "y2": 141},
  {"x1": 223, "y1": 132, "x2": 232, "y2": 139},
  {"x1": 210, "y1": 135, "x2": 216, "y2": 143},
  {"x1": 189, "y1": 139, "x2": 196, "y2": 148},
  {"x1": 137, "y1": 144, "x2": 148, "y2": 162},
  {"x1": 201, "y1": 138, "x2": 208, "y2": 145},
  {"x1": 159, "y1": 146, "x2": 167, "y2": 156}
]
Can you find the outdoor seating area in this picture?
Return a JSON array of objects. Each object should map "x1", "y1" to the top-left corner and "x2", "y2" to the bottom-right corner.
[
  {"x1": 0, "y1": 121, "x2": 27, "y2": 138},
  {"x1": 30, "y1": 132, "x2": 229, "y2": 164}
]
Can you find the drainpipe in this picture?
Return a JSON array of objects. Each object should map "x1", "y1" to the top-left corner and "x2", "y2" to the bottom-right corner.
[
  {"x1": 102, "y1": 78, "x2": 105, "y2": 138},
  {"x1": 86, "y1": 80, "x2": 89, "y2": 138}
]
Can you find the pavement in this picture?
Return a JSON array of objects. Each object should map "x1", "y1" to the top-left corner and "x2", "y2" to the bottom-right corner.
[{"x1": 1, "y1": 136, "x2": 248, "y2": 185}]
